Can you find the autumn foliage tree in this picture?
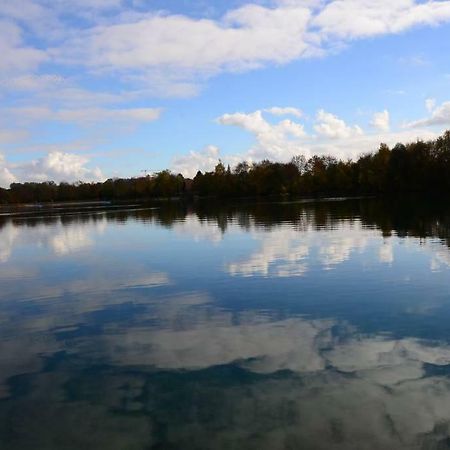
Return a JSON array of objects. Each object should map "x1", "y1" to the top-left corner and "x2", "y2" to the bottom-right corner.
[{"x1": 2, "y1": 131, "x2": 450, "y2": 204}]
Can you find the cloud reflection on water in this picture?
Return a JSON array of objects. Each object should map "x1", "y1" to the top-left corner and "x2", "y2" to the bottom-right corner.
[
  {"x1": 3, "y1": 293, "x2": 450, "y2": 450},
  {"x1": 0, "y1": 216, "x2": 107, "y2": 263},
  {"x1": 0, "y1": 201, "x2": 450, "y2": 448}
]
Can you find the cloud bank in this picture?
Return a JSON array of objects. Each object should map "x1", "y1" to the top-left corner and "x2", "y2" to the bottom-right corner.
[
  {"x1": 172, "y1": 103, "x2": 442, "y2": 177},
  {"x1": 0, "y1": 152, "x2": 104, "y2": 187}
]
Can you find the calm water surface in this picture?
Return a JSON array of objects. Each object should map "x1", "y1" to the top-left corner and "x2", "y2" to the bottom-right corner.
[{"x1": 1, "y1": 199, "x2": 450, "y2": 449}]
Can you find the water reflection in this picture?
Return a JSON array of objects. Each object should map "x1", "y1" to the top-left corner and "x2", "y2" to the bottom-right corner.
[
  {"x1": 0, "y1": 199, "x2": 450, "y2": 449},
  {"x1": 0, "y1": 216, "x2": 107, "y2": 263},
  {"x1": 227, "y1": 220, "x2": 373, "y2": 277}
]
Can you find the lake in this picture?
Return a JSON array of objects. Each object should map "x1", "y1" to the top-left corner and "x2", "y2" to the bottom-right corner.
[{"x1": 1, "y1": 198, "x2": 450, "y2": 449}]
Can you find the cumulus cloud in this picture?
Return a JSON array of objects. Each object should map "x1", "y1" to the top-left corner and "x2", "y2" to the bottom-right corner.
[
  {"x1": 264, "y1": 106, "x2": 303, "y2": 118},
  {"x1": 0, "y1": 152, "x2": 104, "y2": 187},
  {"x1": 0, "y1": 168, "x2": 17, "y2": 188},
  {"x1": 171, "y1": 101, "x2": 445, "y2": 177},
  {"x1": 313, "y1": 0, "x2": 450, "y2": 40},
  {"x1": 371, "y1": 110, "x2": 390, "y2": 132},
  {"x1": 0, "y1": 154, "x2": 17, "y2": 187},
  {"x1": 408, "y1": 100, "x2": 450, "y2": 128},
  {"x1": 217, "y1": 109, "x2": 307, "y2": 160},
  {"x1": 314, "y1": 109, "x2": 363, "y2": 139},
  {"x1": 172, "y1": 145, "x2": 222, "y2": 178},
  {"x1": 26, "y1": 151, "x2": 104, "y2": 183}
]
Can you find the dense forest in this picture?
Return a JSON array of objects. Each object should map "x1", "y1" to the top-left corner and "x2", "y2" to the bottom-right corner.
[{"x1": 1, "y1": 131, "x2": 450, "y2": 204}]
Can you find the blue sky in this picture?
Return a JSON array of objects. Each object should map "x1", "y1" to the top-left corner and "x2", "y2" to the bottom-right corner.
[{"x1": 1, "y1": 0, "x2": 450, "y2": 186}]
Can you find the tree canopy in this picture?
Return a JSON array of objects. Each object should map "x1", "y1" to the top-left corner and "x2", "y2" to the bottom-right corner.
[{"x1": 2, "y1": 131, "x2": 450, "y2": 205}]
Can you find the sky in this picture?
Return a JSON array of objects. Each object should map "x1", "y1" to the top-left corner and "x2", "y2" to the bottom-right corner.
[{"x1": 1, "y1": 0, "x2": 450, "y2": 187}]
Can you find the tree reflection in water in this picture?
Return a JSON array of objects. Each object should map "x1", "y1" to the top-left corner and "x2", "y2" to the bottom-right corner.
[{"x1": 0, "y1": 198, "x2": 450, "y2": 449}]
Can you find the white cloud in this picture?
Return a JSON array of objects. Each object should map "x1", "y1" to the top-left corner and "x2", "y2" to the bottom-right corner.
[
  {"x1": 313, "y1": 0, "x2": 450, "y2": 40},
  {"x1": 26, "y1": 151, "x2": 104, "y2": 183},
  {"x1": 264, "y1": 106, "x2": 303, "y2": 118},
  {"x1": 426, "y1": 98, "x2": 436, "y2": 113},
  {"x1": 0, "y1": 154, "x2": 17, "y2": 187},
  {"x1": 278, "y1": 118, "x2": 307, "y2": 138},
  {"x1": 3, "y1": 1, "x2": 450, "y2": 184},
  {"x1": 0, "y1": 20, "x2": 47, "y2": 73},
  {"x1": 0, "y1": 0, "x2": 122, "y2": 33},
  {"x1": 371, "y1": 110, "x2": 390, "y2": 132},
  {"x1": 309, "y1": 128, "x2": 440, "y2": 161},
  {"x1": 0, "y1": 168, "x2": 16, "y2": 188},
  {"x1": 0, "y1": 74, "x2": 149, "y2": 109},
  {"x1": 0, "y1": 152, "x2": 104, "y2": 187},
  {"x1": 408, "y1": 100, "x2": 450, "y2": 128},
  {"x1": 7, "y1": 106, "x2": 162, "y2": 125},
  {"x1": 172, "y1": 101, "x2": 446, "y2": 177},
  {"x1": 53, "y1": 0, "x2": 122, "y2": 10},
  {"x1": 61, "y1": 5, "x2": 314, "y2": 75},
  {"x1": 217, "y1": 109, "x2": 307, "y2": 160},
  {"x1": 314, "y1": 109, "x2": 363, "y2": 139},
  {"x1": 2, "y1": 0, "x2": 450, "y2": 95},
  {"x1": 172, "y1": 145, "x2": 222, "y2": 178},
  {"x1": 48, "y1": 0, "x2": 450, "y2": 92}
]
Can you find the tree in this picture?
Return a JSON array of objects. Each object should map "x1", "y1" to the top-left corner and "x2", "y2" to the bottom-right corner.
[
  {"x1": 291, "y1": 155, "x2": 307, "y2": 174},
  {"x1": 214, "y1": 160, "x2": 225, "y2": 176}
]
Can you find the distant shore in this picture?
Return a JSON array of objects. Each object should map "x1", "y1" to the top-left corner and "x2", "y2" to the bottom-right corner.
[{"x1": 1, "y1": 130, "x2": 450, "y2": 205}]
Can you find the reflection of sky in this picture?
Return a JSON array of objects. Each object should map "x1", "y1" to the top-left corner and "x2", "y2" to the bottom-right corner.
[
  {"x1": 2, "y1": 289, "x2": 450, "y2": 449},
  {"x1": 1, "y1": 204, "x2": 450, "y2": 448},
  {"x1": 0, "y1": 216, "x2": 107, "y2": 263},
  {"x1": 227, "y1": 220, "x2": 372, "y2": 277}
]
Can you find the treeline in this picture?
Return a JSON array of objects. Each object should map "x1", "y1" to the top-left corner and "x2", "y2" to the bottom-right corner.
[
  {"x1": 2, "y1": 198, "x2": 450, "y2": 248},
  {"x1": 1, "y1": 131, "x2": 450, "y2": 204},
  {"x1": 0, "y1": 170, "x2": 185, "y2": 204}
]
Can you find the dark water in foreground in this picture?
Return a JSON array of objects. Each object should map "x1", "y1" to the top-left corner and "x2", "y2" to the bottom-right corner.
[{"x1": 1, "y1": 198, "x2": 450, "y2": 450}]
